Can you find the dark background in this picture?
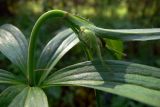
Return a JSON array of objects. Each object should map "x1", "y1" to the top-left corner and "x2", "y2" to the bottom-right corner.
[{"x1": 0, "y1": 0, "x2": 160, "y2": 107}]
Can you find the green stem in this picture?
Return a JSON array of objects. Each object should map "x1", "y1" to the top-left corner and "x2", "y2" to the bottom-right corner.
[
  {"x1": 27, "y1": 10, "x2": 67, "y2": 86},
  {"x1": 27, "y1": 10, "x2": 92, "y2": 86}
]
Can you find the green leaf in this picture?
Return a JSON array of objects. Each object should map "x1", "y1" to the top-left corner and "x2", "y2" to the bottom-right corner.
[
  {"x1": 0, "y1": 85, "x2": 26, "y2": 107},
  {"x1": 38, "y1": 29, "x2": 79, "y2": 84},
  {"x1": 0, "y1": 24, "x2": 28, "y2": 73},
  {"x1": 37, "y1": 28, "x2": 73, "y2": 68},
  {"x1": 9, "y1": 87, "x2": 48, "y2": 107},
  {"x1": 44, "y1": 60, "x2": 160, "y2": 107},
  {"x1": 105, "y1": 39, "x2": 124, "y2": 59},
  {"x1": 92, "y1": 26, "x2": 160, "y2": 41},
  {"x1": 0, "y1": 69, "x2": 21, "y2": 84}
]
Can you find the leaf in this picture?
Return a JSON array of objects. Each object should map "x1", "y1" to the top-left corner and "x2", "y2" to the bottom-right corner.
[
  {"x1": 0, "y1": 69, "x2": 21, "y2": 84},
  {"x1": 37, "y1": 28, "x2": 73, "y2": 68},
  {"x1": 9, "y1": 87, "x2": 48, "y2": 107},
  {"x1": 44, "y1": 60, "x2": 160, "y2": 107},
  {"x1": 92, "y1": 26, "x2": 160, "y2": 41},
  {"x1": 37, "y1": 28, "x2": 79, "y2": 84},
  {"x1": 0, "y1": 85, "x2": 26, "y2": 107},
  {"x1": 105, "y1": 39, "x2": 124, "y2": 59},
  {"x1": 0, "y1": 24, "x2": 28, "y2": 73}
]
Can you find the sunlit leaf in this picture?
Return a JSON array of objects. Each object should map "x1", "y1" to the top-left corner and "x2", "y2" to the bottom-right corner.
[
  {"x1": 9, "y1": 87, "x2": 48, "y2": 107},
  {"x1": 0, "y1": 85, "x2": 26, "y2": 107},
  {"x1": 0, "y1": 24, "x2": 28, "y2": 73},
  {"x1": 44, "y1": 60, "x2": 160, "y2": 106}
]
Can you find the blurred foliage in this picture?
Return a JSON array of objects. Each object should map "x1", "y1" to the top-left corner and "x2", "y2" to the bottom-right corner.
[{"x1": 0, "y1": 0, "x2": 160, "y2": 107}]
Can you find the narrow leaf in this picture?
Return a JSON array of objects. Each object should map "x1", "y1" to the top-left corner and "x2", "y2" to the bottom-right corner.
[
  {"x1": 92, "y1": 26, "x2": 160, "y2": 41},
  {"x1": 0, "y1": 69, "x2": 21, "y2": 84},
  {"x1": 0, "y1": 24, "x2": 28, "y2": 73},
  {"x1": 0, "y1": 85, "x2": 26, "y2": 107},
  {"x1": 9, "y1": 87, "x2": 48, "y2": 107},
  {"x1": 44, "y1": 60, "x2": 160, "y2": 107},
  {"x1": 38, "y1": 29, "x2": 79, "y2": 83},
  {"x1": 37, "y1": 28, "x2": 73, "y2": 68}
]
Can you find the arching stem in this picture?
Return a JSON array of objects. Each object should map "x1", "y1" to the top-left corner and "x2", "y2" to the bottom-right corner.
[
  {"x1": 27, "y1": 10, "x2": 67, "y2": 86},
  {"x1": 27, "y1": 10, "x2": 92, "y2": 86}
]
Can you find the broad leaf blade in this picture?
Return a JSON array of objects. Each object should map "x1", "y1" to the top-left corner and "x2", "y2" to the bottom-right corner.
[
  {"x1": 0, "y1": 69, "x2": 21, "y2": 84},
  {"x1": 0, "y1": 85, "x2": 26, "y2": 107},
  {"x1": 0, "y1": 24, "x2": 28, "y2": 73},
  {"x1": 38, "y1": 29, "x2": 79, "y2": 83},
  {"x1": 45, "y1": 60, "x2": 160, "y2": 106},
  {"x1": 92, "y1": 26, "x2": 160, "y2": 41},
  {"x1": 9, "y1": 87, "x2": 48, "y2": 107}
]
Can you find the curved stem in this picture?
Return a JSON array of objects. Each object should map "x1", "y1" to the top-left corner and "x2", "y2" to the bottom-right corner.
[
  {"x1": 27, "y1": 9, "x2": 160, "y2": 87},
  {"x1": 27, "y1": 10, "x2": 92, "y2": 85},
  {"x1": 27, "y1": 10, "x2": 67, "y2": 85}
]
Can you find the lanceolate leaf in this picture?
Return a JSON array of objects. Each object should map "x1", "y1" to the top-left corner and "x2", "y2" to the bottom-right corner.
[
  {"x1": 0, "y1": 85, "x2": 26, "y2": 107},
  {"x1": 91, "y1": 26, "x2": 160, "y2": 41},
  {"x1": 44, "y1": 60, "x2": 160, "y2": 106},
  {"x1": 9, "y1": 87, "x2": 48, "y2": 107},
  {"x1": 0, "y1": 24, "x2": 28, "y2": 73},
  {"x1": 0, "y1": 69, "x2": 21, "y2": 84},
  {"x1": 37, "y1": 28, "x2": 74, "y2": 68},
  {"x1": 38, "y1": 29, "x2": 79, "y2": 83}
]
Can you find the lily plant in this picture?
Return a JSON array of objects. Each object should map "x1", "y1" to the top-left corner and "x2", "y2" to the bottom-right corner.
[{"x1": 0, "y1": 10, "x2": 160, "y2": 107}]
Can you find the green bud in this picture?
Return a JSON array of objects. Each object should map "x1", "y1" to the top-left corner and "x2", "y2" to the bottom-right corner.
[{"x1": 79, "y1": 27, "x2": 102, "y2": 61}]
